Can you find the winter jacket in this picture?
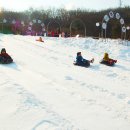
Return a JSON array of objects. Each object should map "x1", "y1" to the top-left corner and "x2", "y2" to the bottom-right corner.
[
  {"x1": 0, "y1": 53, "x2": 11, "y2": 59},
  {"x1": 76, "y1": 55, "x2": 87, "y2": 64},
  {"x1": 103, "y1": 53, "x2": 110, "y2": 61}
]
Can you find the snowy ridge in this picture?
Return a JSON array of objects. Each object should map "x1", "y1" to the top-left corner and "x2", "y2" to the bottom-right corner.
[{"x1": 0, "y1": 34, "x2": 130, "y2": 130}]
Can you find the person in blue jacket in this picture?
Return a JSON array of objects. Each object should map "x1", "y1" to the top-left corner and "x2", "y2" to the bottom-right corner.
[{"x1": 75, "y1": 52, "x2": 94, "y2": 66}]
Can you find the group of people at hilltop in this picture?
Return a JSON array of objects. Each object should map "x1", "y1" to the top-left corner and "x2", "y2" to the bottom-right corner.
[{"x1": 47, "y1": 31, "x2": 69, "y2": 37}]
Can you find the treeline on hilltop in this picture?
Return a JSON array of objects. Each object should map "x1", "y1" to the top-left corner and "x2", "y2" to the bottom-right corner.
[{"x1": 0, "y1": 7, "x2": 130, "y2": 39}]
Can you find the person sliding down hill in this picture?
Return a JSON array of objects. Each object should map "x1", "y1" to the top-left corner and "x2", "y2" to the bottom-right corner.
[
  {"x1": 74, "y1": 52, "x2": 94, "y2": 67},
  {"x1": 36, "y1": 37, "x2": 44, "y2": 42},
  {"x1": 0, "y1": 48, "x2": 13, "y2": 64},
  {"x1": 100, "y1": 53, "x2": 117, "y2": 66}
]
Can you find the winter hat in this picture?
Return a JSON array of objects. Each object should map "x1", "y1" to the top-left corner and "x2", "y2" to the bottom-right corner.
[
  {"x1": 1, "y1": 48, "x2": 6, "y2": 53},
  {"x1": 104, "y1": 53, "x2": 108, "y2": 56},
  {"x1": 77, "y1": 52, "x2": 81, "y2": 56}
]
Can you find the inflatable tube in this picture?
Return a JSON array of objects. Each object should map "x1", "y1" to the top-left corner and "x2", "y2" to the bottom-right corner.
[
  {"x1": 36, "y1": 40, "x2": 44, "y2": 42},
  {"x1": 0, "y1": 58, "x2": 13, "y2": 64},
  {"x1": 100, "y1": 59, "x2": 116, "y2": 66},
  {"x1": 74, "y1": 61, "x2": 90, "y2": 67}
]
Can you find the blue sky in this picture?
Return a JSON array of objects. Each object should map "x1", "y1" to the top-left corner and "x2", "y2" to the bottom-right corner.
[{"x1": 0, "y1": 0, "x2": 130, "y2": 11}]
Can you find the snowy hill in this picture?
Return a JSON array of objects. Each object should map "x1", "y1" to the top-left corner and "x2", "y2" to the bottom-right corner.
[{"x1": 0, "y1": 34, "x2": 130, "y2": 130}]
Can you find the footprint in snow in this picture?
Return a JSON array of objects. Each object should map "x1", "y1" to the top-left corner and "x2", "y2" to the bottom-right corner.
[
  {"x1": 117, "y1": 93, "x2": 127, "y2": 99},
  {"x1": 65, "y1": 76, "x2": 73, "y2": 80},
  {"x1": 107, "y1": 73, "x2": 117, "y2": 77},
  {"x1": 127, "y1": 100, "x2": 130, "y2": 105},
  {"x1": 32, "y1": 120, "x2": 57, "y2": 130}
]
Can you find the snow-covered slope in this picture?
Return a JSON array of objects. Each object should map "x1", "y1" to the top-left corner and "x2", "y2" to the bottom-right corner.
[{"x1": 0, "y1": 34, "x2": 130, "y2": 130}]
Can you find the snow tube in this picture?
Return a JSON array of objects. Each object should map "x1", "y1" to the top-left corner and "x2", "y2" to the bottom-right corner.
[
  {"x1": 36, "y1": 40, "x2": 44, "y2": 42},
  {"x1": 100, "y1": 59, "x2": 116, "y2": 66},
  {"x1": 0, "y1": 57, "x2": 13, "y2": 64},
  {"x1": 74, "y1": 61, "x2": 90, "y2": 67}
]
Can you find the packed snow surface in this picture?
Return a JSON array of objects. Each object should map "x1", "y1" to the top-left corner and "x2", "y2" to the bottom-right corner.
[{"x1": 0, "y1": 34, "x2": 130, "y2": 130}]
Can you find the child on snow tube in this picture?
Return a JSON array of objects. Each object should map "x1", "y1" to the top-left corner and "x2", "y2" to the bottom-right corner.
[
  {"x1": 74, "y1": 52, "x2": 94, "y2": 67},
  {"x1": 0, "y1": 48, "x2": 13, "y2": 64},
  {"x1": 100, "y1": 53, "x2": 117, "y2": 66},
  {"x1": 36, "y1": 37, "x2": 44, "y2": 42}
]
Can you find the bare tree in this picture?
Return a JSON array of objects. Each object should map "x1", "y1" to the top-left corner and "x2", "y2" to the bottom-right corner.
[{"x1": 119, "y1": 0, "x2": 122, "y2": 7}]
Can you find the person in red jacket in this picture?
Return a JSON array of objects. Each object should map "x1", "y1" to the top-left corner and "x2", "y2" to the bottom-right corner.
[{"x1": 0, "y1": 48, "x2": 13, "y2": 64}]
